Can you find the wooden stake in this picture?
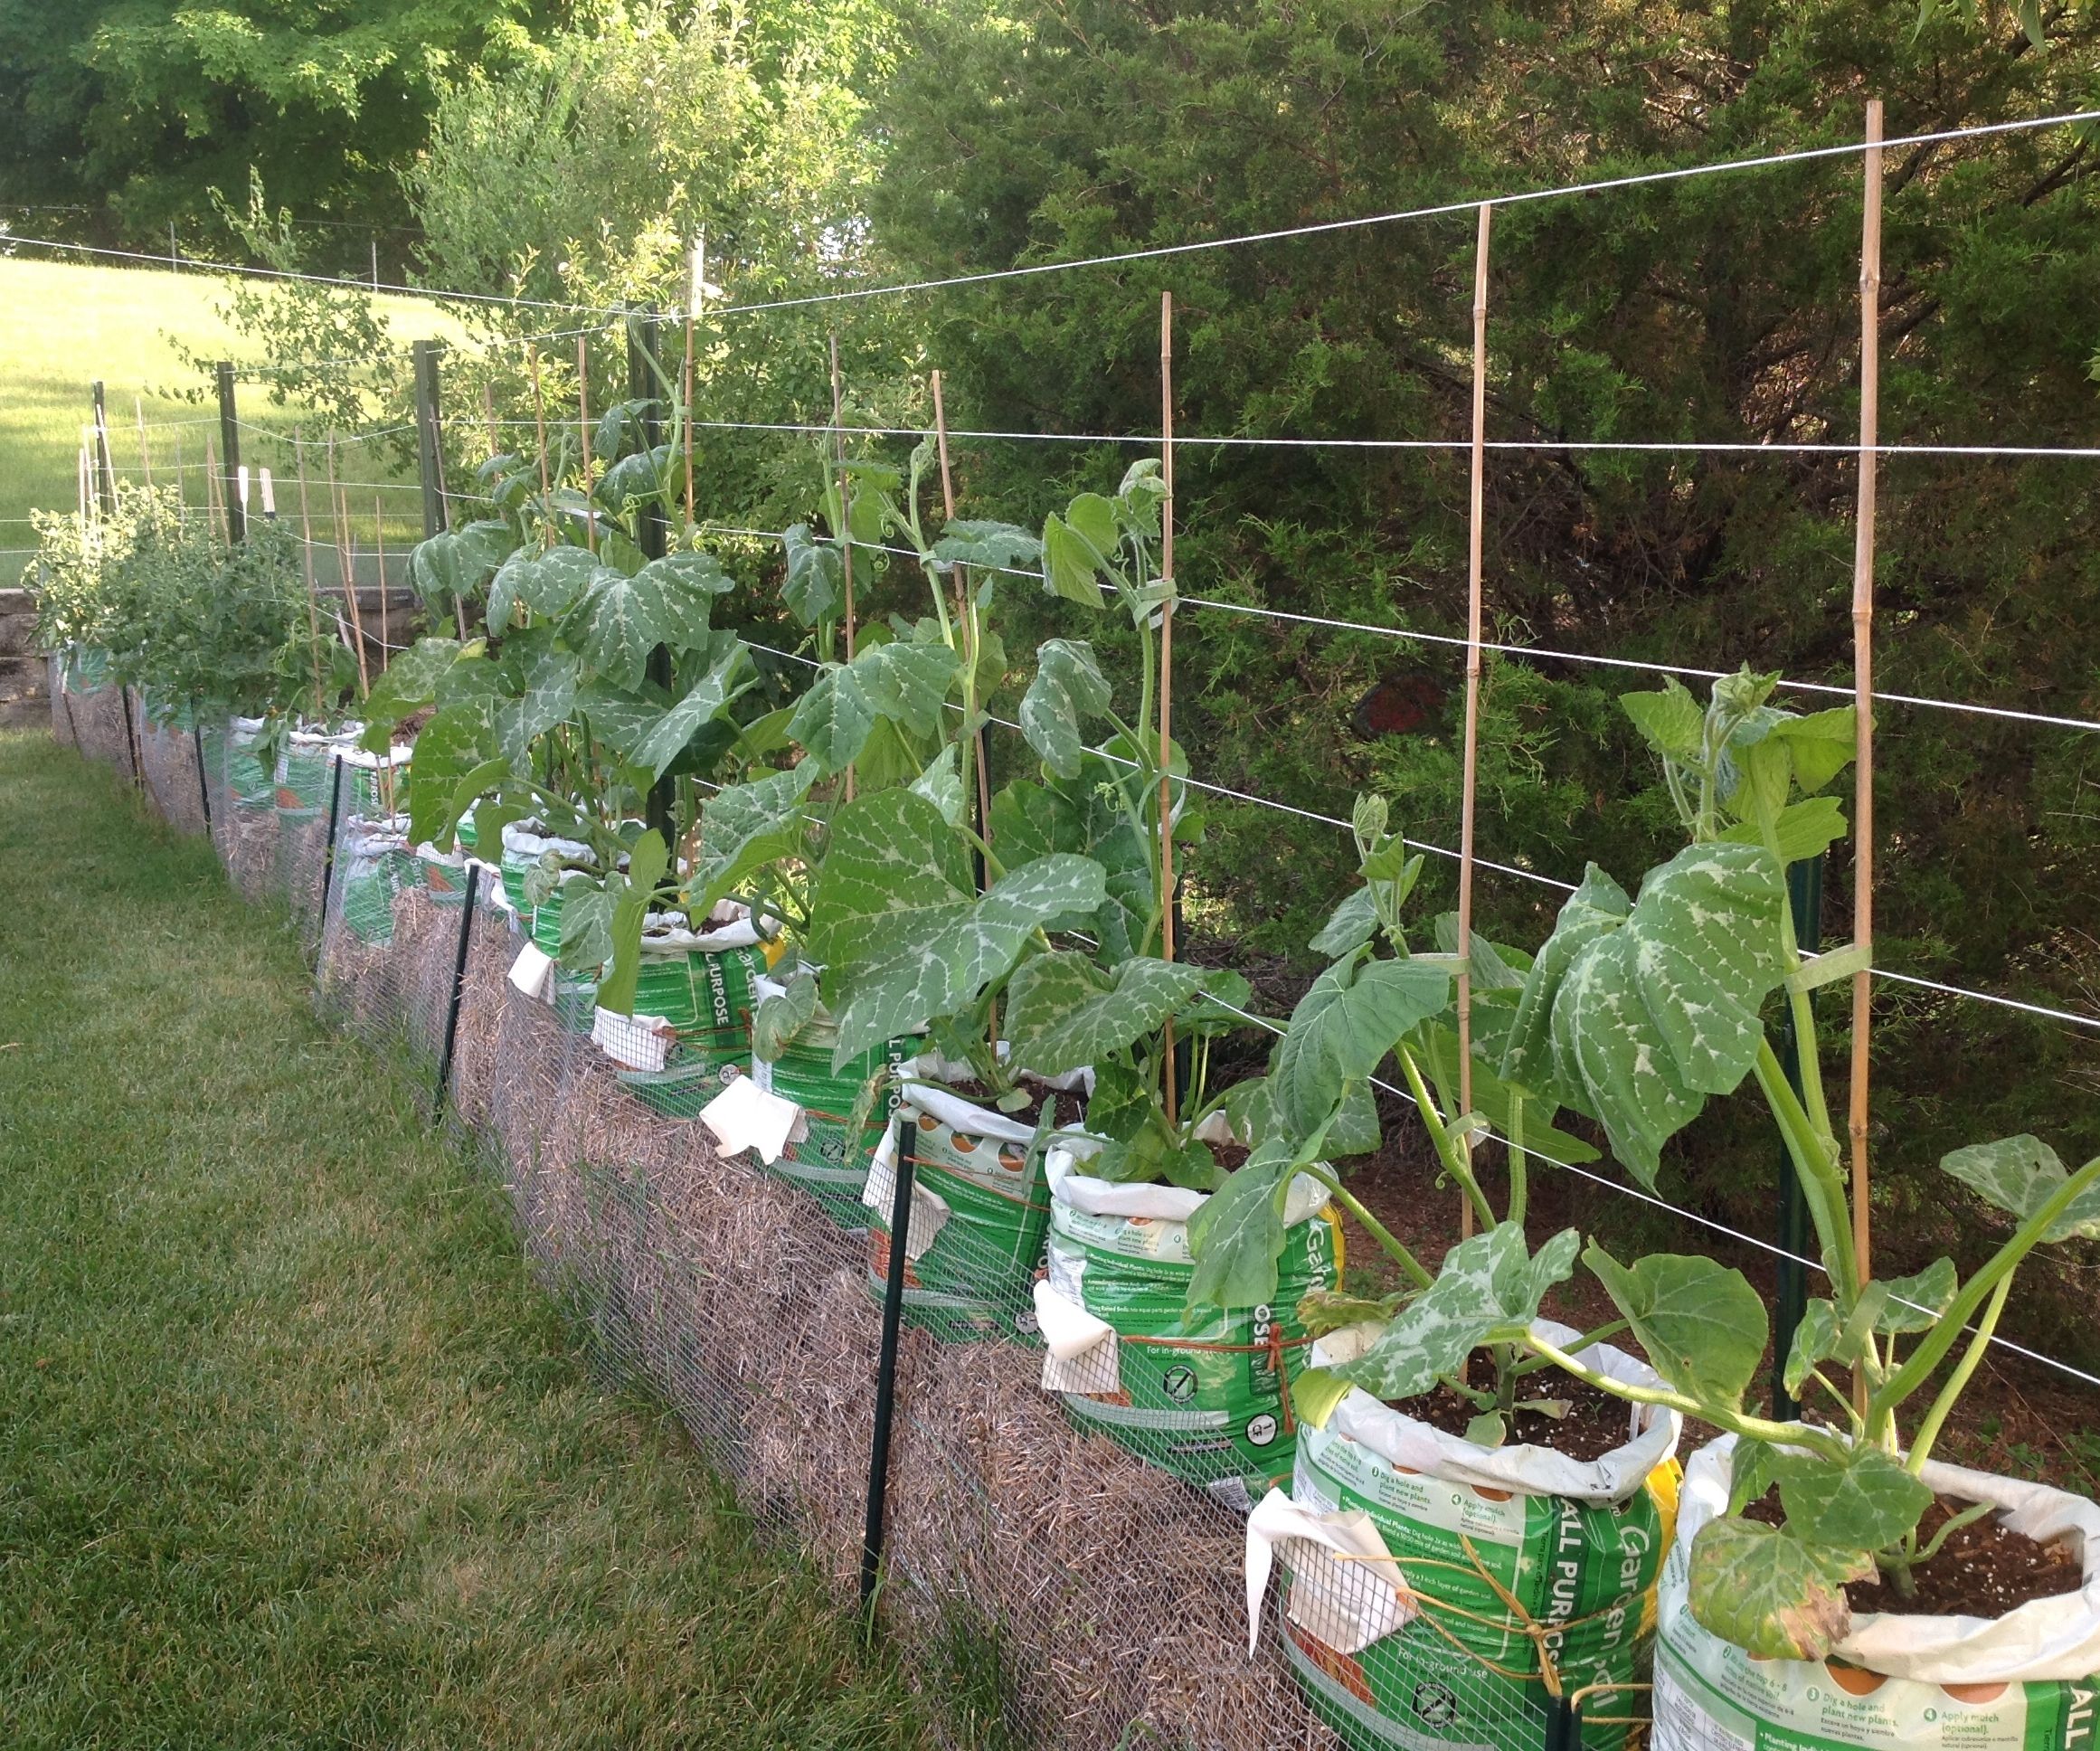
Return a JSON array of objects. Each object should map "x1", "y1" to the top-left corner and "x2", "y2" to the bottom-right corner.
[
  {"x1": 1159, "y1": 291, "x2": 1180, "y2": 1127},
  {"x1": 829, "y1": 332, "x2": 856, "y2": 800},
  {"x1": 1849, "y1": 101, "x2": 1885, "y2": 1296},
  {"x1": 1456, "y1": 203, "x2": 1494, "y2": 1241},
  {"x1": 136, "y1": 396, "x2": 151, "y2": 491},
  {"x1": 527, "y1": 343, "x2": 553, "y2": 551},
  {"x1": 328, "y1": 438, "x2": 370, "y2": 697},
  {"x1": 576, "y1": 334, "x2": 597, "y2": 554},
  {"x1": 204, "y1": 435, "x2": 223, "y2": 535},
  {"x1": 293, "y1": 432, "x2": 324, "y2": 715}
]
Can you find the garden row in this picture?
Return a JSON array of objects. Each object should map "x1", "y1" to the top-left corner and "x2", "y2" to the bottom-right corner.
[{"x1": 34, "y1": 391, "x2": 2100, "y2": 1751}]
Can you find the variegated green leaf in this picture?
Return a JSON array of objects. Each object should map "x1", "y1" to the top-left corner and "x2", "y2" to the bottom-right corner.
[
  {"x1": 487, "y1": 543, "x2": 603, "y2": 629},
  {"x1": 632, "y1": 643, "x2": 751, "y2": 780},
  {"x1": 910, "y1": 743, "x2": 966, "y2": 824},
  {"x1": 1499, "y1": 864, "x2": 1631, "y2": 1110},
  {"x1": 692, "y1": 765, "x2": 818, "y2": 911},
  {"x1": 752, "y1": 970, "x2": 819, "y2": 1062},
  {"x1": 1774, "y1": 1445, "x2": 1934, "y2": 1553},
  {"x1": 1270, "y1": 951, "x2": 1451, "y2": 1143},
  {"x1": 560, "y1": 551, "x2": 728, "y2": 688},
  {"x1": 1689, "y1": 1517, "x2": 1868, "y2": 1661},
  {"x1": 1004, "y1": 951, "x2": 1215, "y2": 1076},
  {"x1": 1940, "y1": 1135, "x2": 2100, "y2": 1242},
  {"x1": 1331, "y1": 1224, "x2": 1529, "y2": 1402},
  {"x1": 1020, "y1": 639, "x2": 1113, "y2": 780},
  {"x1": 1521, "y1": 843, "x2": 1786, "y2": 1183},
  {"x1": 932, "y1": 520, "x2": 1041, "y2": 573},
  {"x1": 404, "y1": 700, "x2": 499, "y2": 848},
  {"x1": 495, "y1": 643, "x2": 581, "y2": 764},
  {"x1": 1186, "y1": 1142, "x2": 1294, "y2": 1313},
  {"x1": 787, "y1": 665, "x2": 875, "y2": 774},
  {"x1": 1878, "y1": 1257, "x2": 1959, "y2": 1332},
  {"x1": 1310, "y1": 885, "x2": 1379, "y2": 957},
  {"x1": 780, "y1": 523, "x2": 842, "y2": 627}
]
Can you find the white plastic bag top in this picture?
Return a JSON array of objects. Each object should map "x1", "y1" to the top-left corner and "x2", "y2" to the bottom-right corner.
[
  {"x1": 415, "y1": 841, "x2": 466, "y2": 867},
  {"x1": 896, "y1": 1049, "x2": 1092, "y2": 1147},
  {"x1": 1044, "y1": 1139, "x2": 1333, "y2": 1228},
  {"x1": 336, "y1": 741, "x2": 414, "y2": 770},
  {"x1": 468, "y1": 857, "x2": 511, "y2": 913},
  {"x1": 1309, "y1": 1320, "x2": 1681, "y2": 1505},
  {"x1": 640, "y1": 899, "x2": 761, "y2": 954},
  {"x1": 507, "y1": 943, "x2": 554, "y2": 1002},
  {"x1": 1679, "y1": 1434, "x2": 2100, "y2": 1683},
  {"x1": 1244, "y1": 1487, "x2": 1414, "y2": 1657},
  {"x1": 289, "y1": 722, "x2": 365, "y2": 749},
  {"x1": 697, "y1": 1073, "x2": 807, "y2": 1165},
  {"x1": 499, "y1": 820, "x2": 595, "y2": 866}
]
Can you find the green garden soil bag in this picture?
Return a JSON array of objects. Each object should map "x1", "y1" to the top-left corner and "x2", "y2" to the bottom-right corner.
[
  {"x1": 64, "y1": 646, "x2": 112, "y2": 693},
  {"x1": 859, "y1": 1056, "x2": 1083, "y2": 1343},
  {"x1": 275, "y1": 726, "x2": 361, "y2": 817},
  {"x1": 1033, "y1": 1141, "x2": 1342, "y2": 1505},
  {"x1": 416, "y1": 840, "x2": 468, "y2": 908},
  {"x1": 337, "y1": 743, "x2": 411, "y2": 819},
  {"x1": 1655, "y1": 1436, "x2": 2100, "y2": 1751},
  {"x1": 338, "y1": 819, "x2": 415, "y2": 945},
  {"x1": 737, "y1": 974, "x2": 913, "y2": 1226},
  {"x1": 228, "y1": 715, "x2": 273, "y2": 807},
  {"x1": 1254, "y1": 1325, "x2": 1683, "y2": 1751},
  {"x1": 600, "y1": 910, "x2": 780, "y2": 1116}
]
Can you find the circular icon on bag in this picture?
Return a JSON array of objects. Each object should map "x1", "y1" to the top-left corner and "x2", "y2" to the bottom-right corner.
[
  {"x1": 1013, "y1": 1307, "x2": 1040, "y2": 1337},
  {"x1": 715, "y1": 1063, "x2": 740, "y2": 1086},
  {"x1": 1412, "y1": 1682, "x2": 1460, "y2": 1727},
  {"x1": 1245, "y1": 1413, "x2": 1280, "y2": 1447},
  {"x1": 821, "y1": 1134, "x2": 847, "y2": 1164},
  {"x1": 1161, "y1": 1365, "x2": 1199, "y2": 1405}
]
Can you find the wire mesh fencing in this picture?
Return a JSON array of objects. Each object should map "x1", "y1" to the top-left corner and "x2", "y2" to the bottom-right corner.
[{"x1": 48, "y1": 697, "x2": 1664, "y2": 1751}]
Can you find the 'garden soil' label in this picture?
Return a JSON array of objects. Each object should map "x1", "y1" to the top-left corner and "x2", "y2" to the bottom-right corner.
[
  {"x1": 1288, "y1": 1422, "x2": 1674, "y2": 1751},
  {"x1": 1045, "y1": 1193, "x2": 1340, "y2": 1497}
]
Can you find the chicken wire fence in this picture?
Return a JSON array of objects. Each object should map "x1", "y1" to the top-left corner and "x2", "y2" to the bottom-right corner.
[{"x1": 48, "y1": 676, "x2": 1660, "y2": 1751}]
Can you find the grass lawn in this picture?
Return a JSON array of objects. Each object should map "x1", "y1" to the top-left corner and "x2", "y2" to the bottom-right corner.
[
  {"x1": 0, "y1": 730, "x2": 923, "y2": 1750},
  {"x1": 0, "y1": 258, "x2": 443, "y2": 586}
]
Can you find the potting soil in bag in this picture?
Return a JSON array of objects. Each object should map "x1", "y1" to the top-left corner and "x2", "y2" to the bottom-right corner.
[
  {"x1": 1034, "y1": 1140, "x2": 1342, "y2": 1503},
  {"x1": 860, "y1": 1056, "x2": 1083, "y2": 1342},
  {"x1": 612, "y1": 910, "x2": 780, "y2": 1116},
  {"x1": 1259, "y1": 1323, "x2": 1683, "y2": 1751},
  {"x1": 338, "y1": 818, "x2": 415, "y2": 945},
  {"x1": 1653, "y1": 1436, "x2": 2100, "y2": 1751}
]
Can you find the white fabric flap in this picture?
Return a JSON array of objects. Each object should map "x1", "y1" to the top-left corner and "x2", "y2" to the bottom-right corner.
[
  {"x1": 591, "y1": 1008, "x2": 676, "y2": 1073},
  {"x1": 507, "y1": 943, "x2": 554, "y2": 1003},
  {"x1": 1245, "y1": 1487, "x2": 1413, "y2": 1657},
  {"x1": 698, "y1": 1074, "x2": 806, "y2": 1166},
  {"x1": 1045, "y1": 1141, "x2": 1334, "y2": 1229},
  {"x1": 862, "y1": 1132, "x2": 951, "y2": 1259},
  {"x1": 1033, "y1": 1279, "x2": 1116, "y2": 1362}
]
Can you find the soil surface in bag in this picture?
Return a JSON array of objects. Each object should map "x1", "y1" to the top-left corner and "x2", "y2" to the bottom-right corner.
[
  {"x1": 1741, "y1": 1490, "x2": 2082, "y2": 1617},
  {"x1": 1386, "y1": 1347, "x2": 1637, "y2": 1463},
  {"x1": 937, "y1": 1076, "x2": 1078, "y2": 1131}
]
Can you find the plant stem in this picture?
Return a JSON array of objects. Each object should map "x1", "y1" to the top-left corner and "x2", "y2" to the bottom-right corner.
[
  {"x1": 1905, "y1": 1273, "x2": 2011, "y2": 1476},
  {"x1": 1523, "y1": 1332, "x2": 1854, "y2": 1464},
  {"x1": 1295, "y1": 1160, "x2": 1435, "y2": 1292},
  {"x1": 1396, "y1": 1045, "x2": 1495, "y2": 1232}
]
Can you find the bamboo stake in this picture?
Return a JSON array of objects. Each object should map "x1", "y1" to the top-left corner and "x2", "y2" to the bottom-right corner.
[
  {"x1": 1849, "y1": 101, "x2": 1885, "y2": 1299},
  {"x1": 829, "y1": 332, "x2": 856, "y2": 801},
  {"x1": 576, "y1": 334, "x2": 597, "y2": 554},
  {"x1": 136, "y1": 396, "x2": 151, "y2": 491},
  {"x1": 482, "y1": 381, "x2": 499, "y2": 461},
  {"x1": 374, "y1": 498, "x2": 388, "y2": 667},
  {"x1": 173, "y1": 428, "x2": 184, "y2": 522},
  {"x1": 527, "y1": 343, "x2": 553, "y2": 552},
  {"x1": 292, "y1": 432, "x2": 325, "y2": 717},
  {"x1": 686, "y1": 234, "x2": 704, "y2": 535},
  {"x1": 328, "y1": 438, "x2": 370, "y2": 696},
  {"x1": 1456, "y1": 203, "x2": 1494, "y2": 1241},
  {"x1": 1159, "y1": 291, "x2": 1179, "y2": 1127}
]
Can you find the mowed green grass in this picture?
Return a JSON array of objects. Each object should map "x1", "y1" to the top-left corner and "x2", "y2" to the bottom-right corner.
[
  {"x1": 0, "y1": 258, "x2": 441, "y2": 584},
  {"x1": 0, "y1": 730, "x2": 924, "y2": 1751}
]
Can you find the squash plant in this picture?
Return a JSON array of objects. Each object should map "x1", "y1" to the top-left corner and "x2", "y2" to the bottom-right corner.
[
  {"x1": 1497, "y1": 668, "x2": 2100, "y2": 1656},
  {"x1": 1183, "y1": 792, "x2": 1610, "y2": 1446}
]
